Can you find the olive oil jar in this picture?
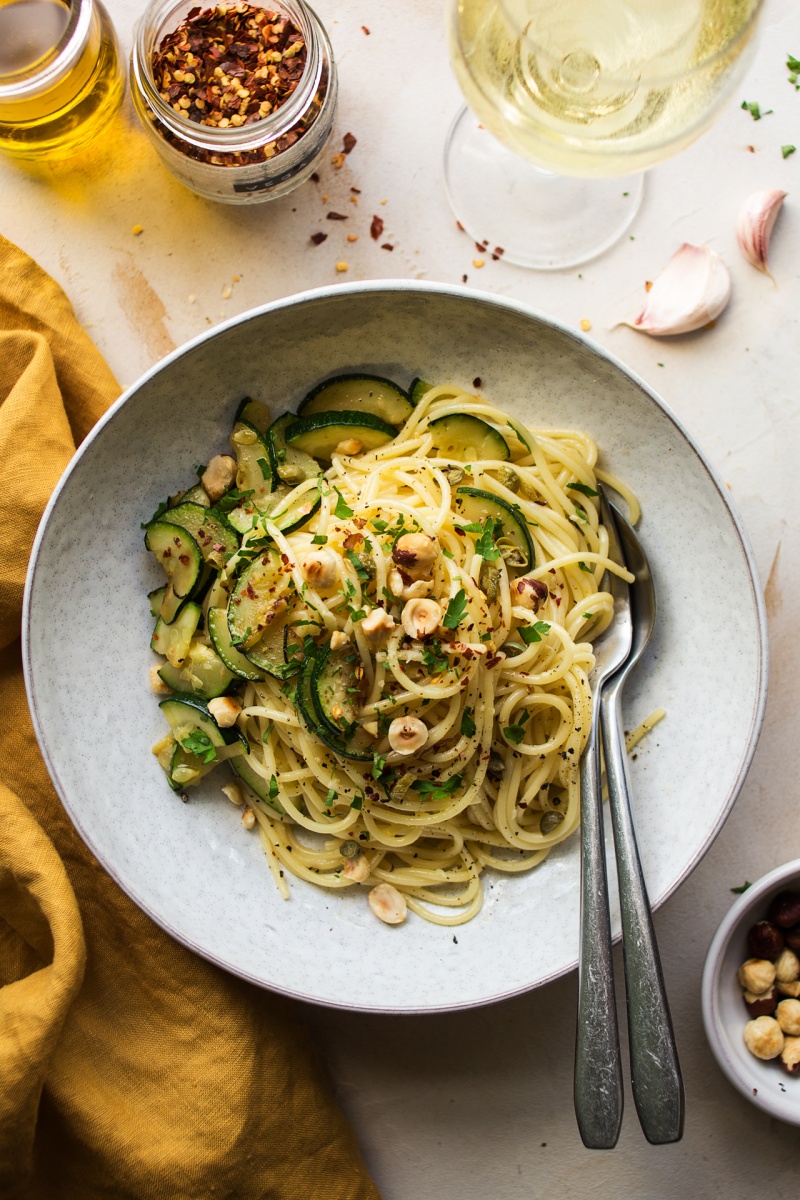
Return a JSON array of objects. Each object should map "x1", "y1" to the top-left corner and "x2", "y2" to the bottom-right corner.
[{"x1": 0, "y1": 0, "x2": 125, "y2": 160}]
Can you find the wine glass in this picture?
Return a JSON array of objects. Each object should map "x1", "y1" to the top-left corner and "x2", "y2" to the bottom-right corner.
[{"x1": 446, "y1": 0, "x2": 763, "y2": 269}]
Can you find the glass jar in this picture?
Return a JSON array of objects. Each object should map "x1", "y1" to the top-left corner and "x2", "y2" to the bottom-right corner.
[
  {"x1": 0, "y1": 0, "x2": 125, "y2": 160},
  {"x1": 130, "y1": 0, "x2": 337, "y2": 204}
]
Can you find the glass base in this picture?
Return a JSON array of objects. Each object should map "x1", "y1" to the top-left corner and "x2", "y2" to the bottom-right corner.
[{"x1": 444, "y1": 107, "x2": 645, "y2": 271}]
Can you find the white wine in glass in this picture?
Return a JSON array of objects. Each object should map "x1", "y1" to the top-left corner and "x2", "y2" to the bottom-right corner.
[{"x1": 446, "y1": 0, "x2": 762, "y2": 268}]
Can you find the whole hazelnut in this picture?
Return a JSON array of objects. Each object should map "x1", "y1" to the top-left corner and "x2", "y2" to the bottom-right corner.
[
  {"x1": 738, "y1": 958, "x2": 777, "y2": 995},
  {"x1": 776, "y1": 998, "x2": 800, "y2": 1036},
  {"x1": 747, "y1": 920, "x2": 785, "y2": 960},
  {"x1": 778, "y1": 980, "x2": 800, "y2": 998},
  {"x1": 743, "y1": 987, "x2": 779, "y2": 1018},
  {"x1": 781, "y1": 1036, "x2": 800, "y2": 1075},
  {"x1": 775, "y1": 947, "x2": 800, "y2": 984},
  {"x1": 743, "y1": 1015, "x2": 784, "y2": 1060},
  {"x1": 768, "y1": 890, "x2": 800, "y2": 930},
  {"x1": 785, "y1": 924, "x2": 800, "y2": 954}
]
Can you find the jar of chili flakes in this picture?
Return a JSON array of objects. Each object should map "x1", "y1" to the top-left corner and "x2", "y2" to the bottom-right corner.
[{"x1": 130, "y1": 0, "x2": 336, "y2": 203}]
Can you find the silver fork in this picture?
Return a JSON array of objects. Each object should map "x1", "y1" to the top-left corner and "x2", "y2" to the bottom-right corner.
[
  {"x1": 574, "y1": 491, "x2": 631, "y2": 1149},
  {"x1": 600, "y1": 504, "x2": 684, "y2": 1145}
]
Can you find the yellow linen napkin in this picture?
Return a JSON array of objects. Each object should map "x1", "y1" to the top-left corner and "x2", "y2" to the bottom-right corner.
[{"x1": 0, "y1": 235, "x2": 380, "y2": 1200}]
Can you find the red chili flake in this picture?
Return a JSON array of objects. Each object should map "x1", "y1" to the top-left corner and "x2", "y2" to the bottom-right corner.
[
  {"x1": 548, "y1": 568, "x2": 556, "y2": 574},
  {"x1": 179, "y1": 554, "x2": 190, "y2": 565},
  {"x1": 746, "y1": 145, "x2": 755, "y2": 153},
  {"x1": 361, "y1": 24, "x2": 370, "y2": 34},
  {"x1": 310, "y1": 231, "x2": 328, "y2": 244},
  {"x1": 311, "y1": 172, "x2": 320, "y2": 182},
  {"x1": 342, "y1": 132, "x2": 357, "y2": 154},
  {"x1": 380, "y1": 242, "x2": 394, "y2": 251},
  {"x1": 461, "y1": 274, "x2": 468, "y2": 283},
  {"x1": 554, "y1": 596, "x2": 562, "y2": 606},
  {"x1": 456, "y1": 220, "x2": 464, "y2": 232},
  {"x1": 244, "y1": 583, "x2": 258, "y2": 599},
  {"x1": 327, "y1": 211, "x2": 348, "y2": 220},
  {"x1": 162, "y1": 547, "x2": 172, "y2": 557},
  {"x1": 494, "y1": 246, "x2": 505, "y2": 257},
  {"x1": 472, "y1": 376, "x2": 482, "y2": 388},
  {"x1": 350, "y1": 185, "x2": 361, "y2": 194},
  {"x1": 173, "y1": 537, "x2": 182, "y2": 545},
  {"x1": 212, "y1": 541, "x2": 225, "y2": 552},
  {"x1": 280, "y1": 553, "x2": 290, "y2": 564},
  {"x1": 370, "y1": 215, "x2": 384, "y2": 240}
]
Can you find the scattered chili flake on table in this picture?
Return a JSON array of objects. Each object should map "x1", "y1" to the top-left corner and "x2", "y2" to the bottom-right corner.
[
  {"x1": 380, "y1": 243, "x2": 394, "y2": 251},
  {"x1": 151, "y1": 3, "x2": 310, "y2": 164},
  {"x1": 310, "y1": 231, "x2": 327, "y2": 245},
  {"x1": 361, "y1": 25, "x2": 370, "y2": 34},
  {"x1": 327, "y1": 210, "x2": 347, "y2": 220},
  {"x1": 370, "y1": 215, "x2": 384, "y2": 240},
  {"x1": 342, "y1": 132, "x2": 357, "y2": 154}
]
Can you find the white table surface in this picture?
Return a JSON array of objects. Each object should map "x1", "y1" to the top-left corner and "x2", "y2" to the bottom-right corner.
[{"x1": 6, "y1": 0, "x2": 800, "y2": 1193}]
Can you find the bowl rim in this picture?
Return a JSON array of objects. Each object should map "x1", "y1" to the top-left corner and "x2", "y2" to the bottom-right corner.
[
  {"x1": 21, "y1": 279, "x2": 770, "y2": 1011},
  {"x1": 701, "y1": 859, "x2": 800, "y2": 1121}
]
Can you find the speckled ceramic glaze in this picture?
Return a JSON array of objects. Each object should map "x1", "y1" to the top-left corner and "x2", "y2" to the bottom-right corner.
[
  {"x1": 23, "y1": 282, "x2": 768, "y2": 1013},
  {"x1": 702, "y1": 861, "x2": 800, "y2": 1125}
]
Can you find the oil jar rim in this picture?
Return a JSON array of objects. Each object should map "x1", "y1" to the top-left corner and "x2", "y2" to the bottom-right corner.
[
  {"x1": 0, "y1": 0, "x2": 94, "y2": 99},
  {"x1": 131, "y1": 0, "x2": 329, "y2": 153}
]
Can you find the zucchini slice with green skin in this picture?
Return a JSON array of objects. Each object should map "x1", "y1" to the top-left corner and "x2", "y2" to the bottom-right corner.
[
  {"x1": 311, "y1": 643, "x2": 366, "y2": 738},
  {"x1": 163, "y1": 502, "x2": 239, "y2": 566},
  {"x1": 208, "y1": 606, "x2": 266, "y2": 681},
  {"x1": 168, "y1": 741, "x2": 216, "y2": 789},
  {"x1": 264, "y1": 487, "x2": 322, "y2": 537},
  {"x1": 160, "y1": 692, "x2": 246, "y2": 749},
  {"x1": 231, "y1": 756, "x2": 286, "y2": 815},
  {"x1": 299, "y1": 374, "x2": 413, "y2": 426},
  {"x1": 297, "y1": 653, "x2": 373, "y2": 762},
  {"x1": 181, "y1": 484, "x2": 211, "y2": 507},
  {"x1": 285, "y1": 411, "x2": 396, "y2": 461},
  {"x1": 230, "y1": 419, "x2": 276, "y2": 507},
  {"x1": 409, "y1": 377, "x2": 432, "y2": 406},
  {"x1": 152, "y1": 602, "x2": 201, "y2": 667},
  {"x1": 454, "y1": 487, "x2": 534, "y2": 571},
  {"x1": 241, "y1": 608, "x2": 300, "y2": 678},
  {"x1": 158, "y1": 639, "x2": 236, "y2": 699},
  {"x1": 149, "y1": 586, "x2": 167, "y2": 619},
  {"x1": 428, "y1": 414, "x2": 510, "y2": 463},
  {"x1": 267, "y1": 413, "x2": 322, "y2": 485},
  {"x1": 145, "y1": 521, "x2": 203, "y2": 598},
  {"x1": 227, "y1": 550, "x2": 293, "y2": 660},
  {"x1": 235, "y1": 396, "x2": 271, "y2": 435}
]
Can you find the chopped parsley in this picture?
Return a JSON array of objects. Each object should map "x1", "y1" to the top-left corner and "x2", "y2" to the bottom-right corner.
[
  {"x1": 256, "y1": 457, "x2": 271, "y2": 480},
  {"x1": 350, "y1": 792, "x2": 364, "y2": 810},
  {"x1": 209, "y1": 487, "x2": 254, "y2": 520},
  {"x1": 504, "y1": 724, "x2": 526, "y2": 745},
  {"x1": 460, "y1": 707, "x2": 476, "y2": 737},
  {"x1": 567, "y1": 481, "x2": 599, "y2": 498},
  {"x1": 231, "y1": 626, "x2": 252, "y2": 647},
  {"x1": 583, "y1": 612, "x2": 593, "y2": 620},
  {"x1": 372, "y1": 752, "x2": 387, "y2": 780},
  {"x1": 333, "y1": 488, "x2": 353, "y2": 519},
  {"x1": 788, "y1": 54, "x2": 800, "y2": 86},
  {"x1": 371, "y1": 517, "x2": 388, "y2": 532},
  {"x1": 578, "y1": 561, "x2": 592, "y2": 573},
  {"x1": 741, "y1": 99, "x2": 772, "y2": 120},
  {"x1": 476, "y1": 517, "x2": 502, "y2": 561},
  {"x1": 412, "y1": 774, "x2": 463, "y2": 800},
  {"x1": 346, "y1": 548, "x2": 370, "y2": 581},
  {"x1": 421, "y1": 643, "x2": 448, "y2": 674},
  {"x1": 571, "y1": 507, "x2": 588, "y2": 523},
  {"x1": 346, "y1": 605, "x2": 367, "y2": 623},
  {"x1": 782, "y1": 144, "x2": 796, "y2": 158},
  {"x1": 268, "y1": 775, "x2": 279, "y2": 801},
  {"x1": 311, "y1": 533, "x2": 328, "y2": 545},
  {"x1": 180, "y1": 730, "x2": 217, "y2": 764},
  {"x1": 730, "y1": 881, "x2": 752, "y2": 894},
  {"x1": 441, "y1": 546, "x2": 454, "y2": 559},
  {"x1": 261, "y1": 721, "x2": 274, "y2": 742},
  {"x1": 443, "y1": 588, "x2": 469, "y2": 630},
  {"x1": 324, "y1": 787, "x2": 336, "y2": 807},
  {"x1": 520, "y1": 621, "x2": 551, "y2": 644}
]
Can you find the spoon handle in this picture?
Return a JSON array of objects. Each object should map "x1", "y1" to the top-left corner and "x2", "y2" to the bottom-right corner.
[
  {"x1": 600, "y1": 682, "x2": 685, "y2": 1145},
  {"x1": 575, "y1": 702, "x2": 624, "y2": 1150}
]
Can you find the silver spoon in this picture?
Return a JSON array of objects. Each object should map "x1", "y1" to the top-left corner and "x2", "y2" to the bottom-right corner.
[
  {"x1": 600, "y1": 504, "x2": 684, "y2": 1145},
  {"x1": 573, "y1": 491, "x2": 631, "y2": 1150}
]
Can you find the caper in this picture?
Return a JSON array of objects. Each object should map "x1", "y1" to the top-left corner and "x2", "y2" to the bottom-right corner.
[
  {"x1": 499, "y1": 541, "x2": 526, "y2": 568},
  {"x1": 502, "y1": 641, "x2": 526, "y2": 658},
  {"x1": 442, "y1": 465, "x2": 465, "y2": 485},
  {"x1": 540, "y1": 811, "x2": 565, "y2": 835},
  {"x1": 340, "y1": 840, "x2": 361, "y2": 859},
  {"x1": 495, "y1": 466, "x2": 520, "y2": 493},
  {"x1": 479, "y1": 561, "x2": 500, "y2": 602},
  {"x1": 487, "y1": 751, "x2": 505, "y2": 780},
  {"x1": 356, "y1": 551, "x2": 376, "y2": 579}
]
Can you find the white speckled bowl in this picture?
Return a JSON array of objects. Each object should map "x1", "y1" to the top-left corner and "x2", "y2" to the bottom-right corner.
[
  {"x1": 23, "y1": 282, "x2": 768, "y2": 1013},
  {"x1": 702, "y1": 861, "x2": 800, "y2": 1124}
]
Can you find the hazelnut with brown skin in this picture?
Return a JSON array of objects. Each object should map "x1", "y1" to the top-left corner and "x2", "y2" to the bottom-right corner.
[
  {"x1": 786, "y1": 924, "x2": 800, "y2": 954},
  {"x1": 748, "y1": 920, "x2": 785, "y2": 960},
  {"x1": 781, "y1": 1036, "x2": 800, "y2": 1075},
  {"x1": 392, "y1": 533, "x2": 439, "y2": 580},
  {"x1": 743, "y1": 1015, "x2": 784, "y2": 1060},
  {"x1": 768, "y1": 891, "x2": 800, "y2": 930},
  {"x1": 738, "y1": 958, "x2": 777, "y2": 995},
  {"x1": 743, "y1": 987, "x2": 779, "y2": 1018}
]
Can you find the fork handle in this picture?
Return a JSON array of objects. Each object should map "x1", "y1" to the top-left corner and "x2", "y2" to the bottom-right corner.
[
  {"x1": 575, "y1": 701, "x2": 623, "y2": 1150},
  {"x1": 600, "y1": 681, "x2": 685, "y2": 1145}
]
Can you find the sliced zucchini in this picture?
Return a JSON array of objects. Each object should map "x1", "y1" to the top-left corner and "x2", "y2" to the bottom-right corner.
[
  {"x1": 428, "y1": 414, "x2": 510, "y2": 463},
  {"x1": 262, "y1": 486, "x2": 322, "y2": 537},
  {"x1": 168, "y1": 741, "x2": 214, "y2": 789},
  {"x1": 311, "y1": 642, "x2": 366, "y2": 737},
  {"x1": 158, "y1": 639, "x2": 236, "y2": 699},
  {"x1": 162, "y1": 501, "x2": 238, "y2": 567},
  {"x1": 507, "y1": 416, "x2": 533, "y2": 453},
  {"x1": 235, "y1": 396, "x2": 271, "y2": 434},
  {"x1": 267, "y1": 413, "x2": 322, "y2": 485},
  {"x1": 296, "y1": 653, "x2": 372, "y2": 762},
  {"x1": 151, "y1": 602, "x2": 201, "y2": 668},
  {"x1": 148, "y1": 586, "x2": 167, "y2": 619},
  {"x1": 240, "y1": 607, "x2": 300, "y2": 678},
  {"x1": 227, "y1": 549, "x2": 293, "y2": 660},
  {"x1": 230, "y1": 419, "x2": 276, "y2": 508},
  {"x1": 231, "y1": 756, "x2": 286, "y2": 815},
  {"x1": 299, "y1": 374, "x2": 412, "y2": 426},
  {"x1": 181, "y1": 484, "x2": 211, "y2": 507},
  {"x1": 454, "y1": 487, "x2": 534, "y2": 572},
  {"x1": 409, "y1": 377, "x2": 432, "y2": 406},
  {"x1": 145, "y1": 521, "x2": 203, "y2": 598},
  {"x1": 285, "y1": 411, "x2": 396, "y2": 461},
  {"x1": 208, "y1": 606, "x2": 266, "y2": 681},
  {"x1": 160, "y1": 692, "x2": 228, "y2": 749}
]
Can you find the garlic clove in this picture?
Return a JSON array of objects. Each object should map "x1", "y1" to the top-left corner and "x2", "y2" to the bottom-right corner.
[
  {"x1": 624, "y1": 243, "x2": 731, "y2": 337},
  {"x1": 736, "y1": 188, "x2": 787, "y2": 275}
]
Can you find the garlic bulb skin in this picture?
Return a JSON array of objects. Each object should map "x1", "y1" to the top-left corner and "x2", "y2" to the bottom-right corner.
[
  {"x1": 736, "y1": 189, "x2": 787, "y2": 275},
  {"x1": 625, "y1": 243, "x2": 732, "y2": 337}
]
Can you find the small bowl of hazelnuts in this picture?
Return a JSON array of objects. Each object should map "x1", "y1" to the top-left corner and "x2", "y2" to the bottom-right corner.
[{"x1": 702, "y1": 860, "x2": 800, "y2": 1124}]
